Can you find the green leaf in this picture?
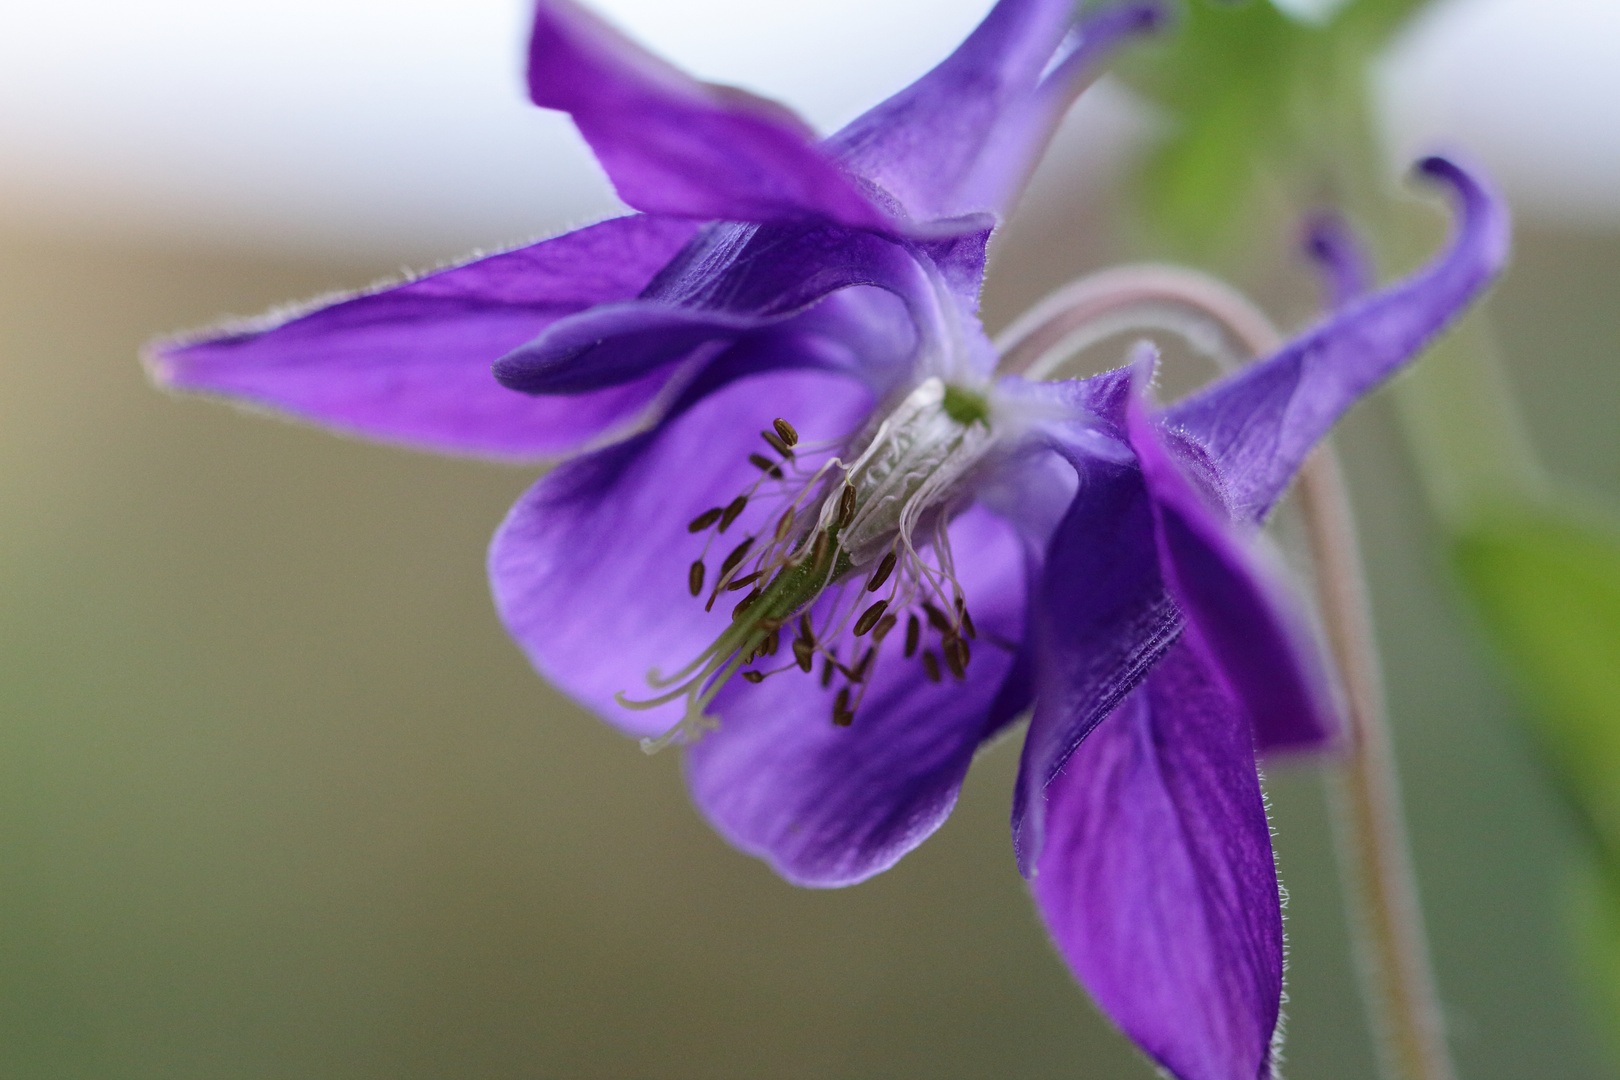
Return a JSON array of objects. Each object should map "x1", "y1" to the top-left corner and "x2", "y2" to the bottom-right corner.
[
  {"x1": 1452, "y1": 504, "x2": 1620, "y2": 860},
  {"x1": 1113, "y1": 0, "x2": 1434, "y2": 254},
  {"x1": 1567, "y1": 862, "x2": 1620, "y2": 1062}
]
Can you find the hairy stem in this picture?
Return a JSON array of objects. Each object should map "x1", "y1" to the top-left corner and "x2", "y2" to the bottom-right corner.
[{"x1": 1295, "y1": 449, "x2": 1457, "y2": 1080}]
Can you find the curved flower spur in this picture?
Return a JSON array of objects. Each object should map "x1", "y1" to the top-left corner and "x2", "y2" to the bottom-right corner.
[{"x1": 146, "y1": 0, "x2": 1509, "y2": 1077}]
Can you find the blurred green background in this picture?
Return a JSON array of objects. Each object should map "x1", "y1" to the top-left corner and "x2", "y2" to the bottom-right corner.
[{"x1": 0, "y1": 187, "x2": 1614, "y2": 1076}]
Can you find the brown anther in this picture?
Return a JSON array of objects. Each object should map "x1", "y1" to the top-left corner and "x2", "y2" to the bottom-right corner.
[
  {"x1": 761, "y1": 429, "x2": 794, "y2": 458},
  {"x1": 944, "y1": 637, "x2": 970, "y2": 679},
  {"x1": 836, "y1": 483, "x2": 857, "y2": 528},
  {"x1": 748, "y1": 452, "x2": 783, "y2": 479},
  {"x1": 955, "y1": 598, "x2": 977, "y2": 640},
  {"x1": 872, "y1": 614, "x2": 898, "y2": 643},
  {"x1": 922, "y1": 650, "x2": 942, "y2": 683},
  {"x1": 687, "y1": 507, "x2": 723, "y2": 533},
  {"x1": 726, "y1": 570, "x2": 762, "y2": 592},
  {"x1": 832, "y1": 688, "x2": 854, "y2": 727},
  {"x1": 851, "y1": 647, "x2": 875, "y2": 683},
  {"x1": 792, "y1": 637, "x2": 814, "y2": 672},
  {"x1": 772, "y1": 418, "x2": 799, "y2": 447},
  {"x1": 809, "y1": 530, "x2": 831, "y2": 575},
  {"x1": 741, "y1": 670, "x2": 766, "y2": 684},
  {"x1": 865, "y1": 550, "x2": 897, "y2": 592},
  {"x1": 732, "y1": 588, "x2": 762, "y2": 620},
  {"x1": 720, "y1": 537, "x2": 754, "y2": 576},
  {"x1": 853, "y1": 599, "x2": 888, "y2": 637},
  {"x1": 799, "y1": 613, "x2": 813, "y2": 641},
  {"x1": 821, "y1": 652, "x2": 837, "y2": 688},
  {"x1": 687, "y1": 560, "x2": 705, "y2": 597},
  {"x1": 718, "y1": 494, "x2": 748, "y2": 532},
  {"x1": 922, "y1": 601, "x2": 953, "y2": 634},
  {"x1": 904, "y1": 614, "x2": 920, "y2": 657},
  {"x1": 763, "y1": 628, "x2": 781, "y2": 657},
  {"x1": 774, "y1": 507, "x2": 795, "y2": 543}
]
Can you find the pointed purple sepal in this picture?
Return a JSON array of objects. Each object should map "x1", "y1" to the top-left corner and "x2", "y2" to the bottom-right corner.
[
  {"x1": 146, "y1": 214, "x2": 699, "y2": 460},
  {"x1": 527, "y1": 0, "x2": 891, "y2": 230},
  {"x1": 1127, "y1": 374, "x2": 1340, "y2": 754},
  {"x1": 1031, "y1": 640, "x2": 1283, "y2": 1080},
  {"x1": 828, "y1": 0, "x2": 1166, "y2": 223}
]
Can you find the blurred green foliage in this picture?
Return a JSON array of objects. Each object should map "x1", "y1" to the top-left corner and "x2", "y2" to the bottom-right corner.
[
  {"x1": 1114, "y1": 0, "x2": 1428, "y2": 253},
  {"x1": 1454, "y1": 508, "x2": 1620, "y2": 857},
  {"x1": 1455, "y1": 507, "x2": 1620, "y2": 1066}
]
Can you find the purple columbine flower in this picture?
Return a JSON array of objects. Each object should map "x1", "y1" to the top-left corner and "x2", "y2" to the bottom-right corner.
[{"x1": 147, "y1": 2, "x2": 1509, "y2": 1078}]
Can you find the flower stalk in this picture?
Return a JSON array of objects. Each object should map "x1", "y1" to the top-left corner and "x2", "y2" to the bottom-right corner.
[{"x1": 1296, "y1": 449, "x2": 1457, "y2": 1080}]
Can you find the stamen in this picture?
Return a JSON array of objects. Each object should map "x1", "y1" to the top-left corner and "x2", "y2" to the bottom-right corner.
[
  {"x1": 854, "y1": 600, "x2": 888, "y2": 637},
  {"x1": 836, "y1": 483, "x2": 857, "y2": 528},
  {"x1": 810, "y1": 530, "x2": 831, "y2": 575},
  {"x1": 732, "y1": 588, "x2": 762, "y2": 620},
  {"x1": 635, "y1": 374, "x2": 1008, "y2": 749},
  {"x1": 718, "y1": 495, "x2": 748, "y2": 532},
  {"x1": 726, "y1": 570, "x2": 762, "y2": 592},
  {"x1": 688, "y1": 507, "x2": 723, "y2": 532},
  {"x1": 922, "y1": 602, "x2": 953, "y2": 634},
  {"x1": 866, "y1": 551, "x2": 897, "y2": 592},
  {"x1": 720, "y1": 537, "x2": 754, "y2": 577},
  {"x1": 955, "y1": 598, "x2": 977, "y2": 640},
  {"x1": 762, "y1": 429, "x2": 794, "y2": 458}
]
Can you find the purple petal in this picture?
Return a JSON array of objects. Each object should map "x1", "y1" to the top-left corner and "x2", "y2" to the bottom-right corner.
[
  {"x1": 495, "y1": 220, "x2": 981, "y2": 396},
  {"x1": 1167, "y1": 156, "x2": 1509, "y2": 520},
  {"x1": 1031, "y1": 640, "x2": 1283, "y2": 1080},
  {"x1": 488, "y1": 367, "x2": 873, "y2": 739},
  {"x1": 147, "y1": 214, "x2": 698, "y2": 460},
  {"x1": 1009, "y1": 368, "x2": 1177, "y2": 873},
  {"x1": 828, "y1": 0, "x2": 1165, "y2": 223},
  {"x1": 1013, "y1": 449, "x2": 1178, "y2": 872},
  {"x1": 527, "y1": 0, "x2": 889, "y2": 230},
  {"x1": 1302, "y1": 211, "x2": 1373, "y2": 309},
  {"x1": 1127, "y1": 390, "x2": 1340, "y2": 754},
  {"x1": 685, "y1": 504, "x2": 1028, "y2": 887}
]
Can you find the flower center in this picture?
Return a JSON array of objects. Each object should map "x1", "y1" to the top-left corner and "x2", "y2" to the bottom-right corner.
[{"x1": 621, "y1": 376, "x2": 997, "y2": 752}]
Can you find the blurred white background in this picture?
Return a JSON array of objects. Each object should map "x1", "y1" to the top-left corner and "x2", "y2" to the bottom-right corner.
[{"x1": 1, "y1": 0, "x2": 1615, "y2": 260}]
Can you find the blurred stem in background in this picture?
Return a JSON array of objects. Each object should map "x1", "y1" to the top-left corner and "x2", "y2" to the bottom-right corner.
[{"x1": 1114, "y1": 0, "x2": 1620, "y2": 1073}]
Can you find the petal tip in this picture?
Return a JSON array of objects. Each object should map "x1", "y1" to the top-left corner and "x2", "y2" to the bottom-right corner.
[
  {"x1": 1412, "y1": 153, "x2": 1511, "y2": 268},
  {"x1": 1123, "y1": 0, "x2": 1174, "y2": 34},
  {"x1": 140, "y1": 340, "x2": 180, "y2": 388},
  {"x1": 1300, "y1": 210, "x2": 1373, "y2": 309}
]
